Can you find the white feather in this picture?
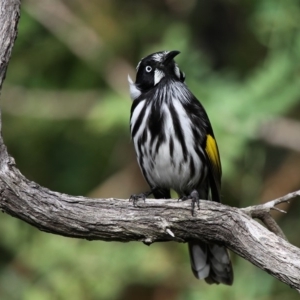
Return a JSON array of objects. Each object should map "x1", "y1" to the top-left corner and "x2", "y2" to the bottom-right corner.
[
  {"x1": 130, "y1": 99, "x2": 145, "y2": 129},
  {"x1": 128, "y1": 74, "x2": 141, "y2": 100},
  {"x1": 152, "y1": 51, "x2": 168, "y2": 62},
  {"x1": 135, "y1": 90, "x2": 203, "y2": 191},
  {"x1": 131, "y1": 80, "x2": 205, "y2": 193},
  {"x1": 154, "y1": 69, "x2": 165, "y2": 86},
  {"x1": 174, "y1": 65, "x2": 181, "y2": 79},
  {"x1": 132, "y1": 101, "x2": 151, "y2": 147},
  {"x1": 136, "y1": 60, "x2": 141, "y2": 71}
]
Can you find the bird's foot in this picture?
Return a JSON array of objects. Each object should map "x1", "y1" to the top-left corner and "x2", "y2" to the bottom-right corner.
[
  {"x1": 129, "y1": 191, "x2": 152, "y2": 206},
  {"x1": 178, "y1": 190, "x2": 200, "y2": 216}
]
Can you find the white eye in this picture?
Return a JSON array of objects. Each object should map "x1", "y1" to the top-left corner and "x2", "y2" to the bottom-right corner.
[{"x1": 145, "y1": 66, "x2": 152, "y2": 73}]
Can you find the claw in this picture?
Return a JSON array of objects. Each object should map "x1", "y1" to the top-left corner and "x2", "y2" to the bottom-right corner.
[
  {"x1": 190, "y1": 190, "x2": 200, "y2": 216},
  {"x1": 129, "y1": 194, "x2": 144, "y2": 206},
  {"x1": 129, "y1": 191, "x2": 151, "y2": 206},
  {"x1": 178, "y1": 190, "x2": 200, "y2": 216}
]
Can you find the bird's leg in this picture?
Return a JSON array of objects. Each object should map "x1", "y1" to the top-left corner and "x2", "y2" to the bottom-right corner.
[
  {"x1": 179, "y1": 190, "x2": 200, "y2": 216},
  {"x1": 129, "y1": 190, "x2": 153, "y2": 206},
  {"x1": 190, "y1": 190, "x2": 200, "y2": 215}
]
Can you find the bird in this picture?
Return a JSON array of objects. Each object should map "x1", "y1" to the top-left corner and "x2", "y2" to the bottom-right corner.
[{"x1": 128, "y1": 50, "x2": 233, "y2": 285}]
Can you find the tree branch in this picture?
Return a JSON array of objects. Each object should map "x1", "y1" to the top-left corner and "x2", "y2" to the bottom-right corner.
[
  {"x1": 241, "y1": 191, "x2": 300, "y2": 241},
  {"x1": 0, "y1": 157, "x2": 300, "y2": 289},
  {"x1": 1, "y1": 0, "x2": 300, "y2": 293},
  {"x1": 0, "y1": 0, "x2": 20, "y2": 90}
]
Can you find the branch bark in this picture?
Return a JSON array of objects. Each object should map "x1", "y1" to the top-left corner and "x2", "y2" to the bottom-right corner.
[{"x1": 0, "y1": 0, "x2": 300, "y2": 293}]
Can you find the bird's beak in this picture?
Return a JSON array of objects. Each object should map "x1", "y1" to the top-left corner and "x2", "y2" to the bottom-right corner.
[{"x1": 163, "y1": 50, "x2": 180, "y2": 65}]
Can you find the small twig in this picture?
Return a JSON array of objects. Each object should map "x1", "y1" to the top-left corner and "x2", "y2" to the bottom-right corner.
[
  {"x1": 271, "y1": 190, "x2": 300, "y2": 206},
  {"x1": 241, "y1": 190, "x2": 300, "y2": 240}
]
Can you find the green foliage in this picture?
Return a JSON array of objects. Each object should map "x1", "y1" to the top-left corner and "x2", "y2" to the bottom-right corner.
[{"x1": 1, "y1": 0, "x2": 300, "y2": 299}]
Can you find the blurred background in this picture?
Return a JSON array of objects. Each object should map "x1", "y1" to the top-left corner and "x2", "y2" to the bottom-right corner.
[{"x1": 0, "y1": 0, "x2": 300, "y2": 299}]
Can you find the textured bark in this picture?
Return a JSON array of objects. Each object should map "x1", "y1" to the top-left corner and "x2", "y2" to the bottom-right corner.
[
  {"x1": 1, "y1": 160, "x2": 300, "y2": 291},
  {"x1": 0, "y1": 0, "x2": 300, "y2": 292}
]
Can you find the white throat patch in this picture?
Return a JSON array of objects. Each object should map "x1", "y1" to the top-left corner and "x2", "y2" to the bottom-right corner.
[{"x1": 154, "y1": 69, "x2": 165, "y2": 86}]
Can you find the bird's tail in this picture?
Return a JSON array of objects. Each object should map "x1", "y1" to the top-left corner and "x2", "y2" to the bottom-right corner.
[{"x1": 188, "y1": 240, "x2": 233, "y2": 285}]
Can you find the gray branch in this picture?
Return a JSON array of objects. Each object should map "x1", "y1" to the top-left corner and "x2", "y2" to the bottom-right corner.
[{"x1": 1, "y1": 0, "x2": 300, "y2": 292}]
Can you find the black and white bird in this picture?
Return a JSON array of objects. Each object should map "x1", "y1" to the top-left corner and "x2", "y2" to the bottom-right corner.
[{"x1": 128, "y1": 50, "x2": 233, "y2": 285}]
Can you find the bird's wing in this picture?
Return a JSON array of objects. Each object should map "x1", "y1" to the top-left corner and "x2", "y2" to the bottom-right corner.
[{"x1": 203, "y1": 133, "x2": 222, "y2": 202}]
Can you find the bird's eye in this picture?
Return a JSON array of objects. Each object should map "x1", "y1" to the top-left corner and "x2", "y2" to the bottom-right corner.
[{"x1": 145, "y1": 66, "x2": 152, "y2": 73}]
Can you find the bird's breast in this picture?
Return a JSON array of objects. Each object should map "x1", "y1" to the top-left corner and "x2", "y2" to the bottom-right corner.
[{"x1": 131, "y1": 98, "x2": 206, "y2": 193}]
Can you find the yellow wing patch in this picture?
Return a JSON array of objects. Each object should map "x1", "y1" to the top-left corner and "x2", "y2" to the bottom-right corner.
[{"x1": 205, "y1": 134, "x2": 221, "y2": 176}]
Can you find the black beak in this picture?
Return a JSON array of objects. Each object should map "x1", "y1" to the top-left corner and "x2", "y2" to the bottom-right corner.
[{"x1": 163, "y1": 50, "x2": 180, "y2": 65}]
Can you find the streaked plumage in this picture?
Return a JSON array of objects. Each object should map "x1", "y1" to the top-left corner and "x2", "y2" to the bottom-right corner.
[{"x1": 128, "y1": 50, "x2": 233, "y2": 285}]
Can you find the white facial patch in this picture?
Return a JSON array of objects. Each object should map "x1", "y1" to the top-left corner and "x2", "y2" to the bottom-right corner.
[
  {"x1": 154, "y1": 69, "x2": 165, "y2": 86},
  {"x1": 128, "y1": 74, "x2": 141, "y2": 100},
  {"x1": 174, "y1": 65, "x2": 181, "y2": 79}
]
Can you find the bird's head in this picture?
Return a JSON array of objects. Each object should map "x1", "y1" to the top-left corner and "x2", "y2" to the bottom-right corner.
[{"x1": 128, "y1": 50, "x2": 185, "y2": 100}]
